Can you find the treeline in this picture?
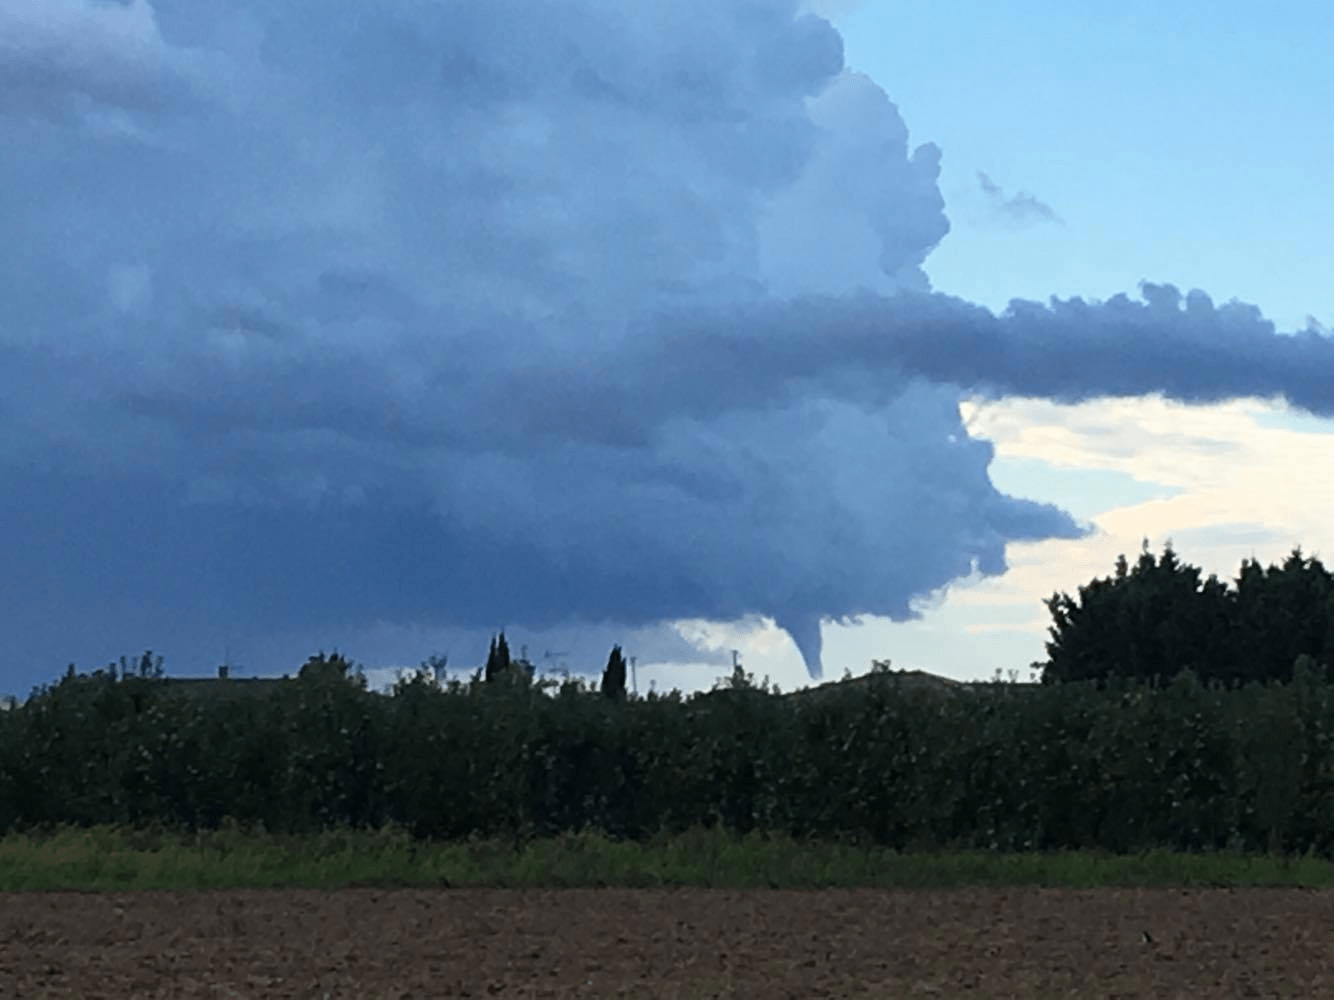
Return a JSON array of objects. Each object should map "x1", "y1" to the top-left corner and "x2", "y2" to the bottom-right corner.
[
  {"x1": 6, "y1": 541, "x2": 1334, "y2": 855},
  {"x1": 5, "y1": 646, "x2": 1334, "y2": 856},
  {"x1": 1042, "y1": 542, "x2": 1334, "y2": 686}
]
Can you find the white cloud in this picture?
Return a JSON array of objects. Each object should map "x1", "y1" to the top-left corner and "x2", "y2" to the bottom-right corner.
[{"x1": 940, "y1": 396, "x2": 1334, "y2": 655}]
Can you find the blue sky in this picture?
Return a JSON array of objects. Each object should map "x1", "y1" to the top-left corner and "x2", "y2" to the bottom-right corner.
[
  {"x1": 830, "y1": 0, "x2": 1334, "y2": 335},
  {"x1": 2, "y1": 0, "x2": 1332, "y2": 702}
]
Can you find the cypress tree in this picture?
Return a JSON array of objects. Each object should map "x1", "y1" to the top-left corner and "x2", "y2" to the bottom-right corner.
[
  {"x1": 485, "y1": 632, "x2": 514, "y2": 684},
  {"x1": 485, "y1": 636, "x2": 499, "y2": 684},
  {"x1": 602, "y1": 645, "x2": 627, "y2": 701}
]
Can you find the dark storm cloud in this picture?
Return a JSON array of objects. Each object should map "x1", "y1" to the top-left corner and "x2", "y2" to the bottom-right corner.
[{"x1": 0, "y1": 0, "x2": 1326, "y2": 689}]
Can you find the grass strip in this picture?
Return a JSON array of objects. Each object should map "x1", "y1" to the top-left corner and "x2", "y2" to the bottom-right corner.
[{"x1": 3, "y1": 821, "x2": 1333, "y2": 892}]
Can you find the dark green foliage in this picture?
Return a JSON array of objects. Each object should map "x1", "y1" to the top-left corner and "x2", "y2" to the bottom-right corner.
[
  {"x1": 601, "y1": 645, "x2": 627, "y2": 701},
  {"x1": 1229, "y1": 549, "x2": 1334, "y2": 686},
  {"x1": 298, "y1": 650, "x2": 367, "y2": 689},
  {"x1": 479, "y1": 633, "x2": 537, "y2": 693},
  {"x1": 1042, "y1": 542, "x2": 1334, "y2": 686},
  {"x1": 14, "y1": 643, "x2": 1334, "y2": 857},
  {"x1": 485, "y1": 633, "x2": 512, "y2": 684}
]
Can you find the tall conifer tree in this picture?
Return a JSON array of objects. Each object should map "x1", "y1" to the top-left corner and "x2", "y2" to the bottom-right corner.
[{"x1": 602, "y1": 645, "x2": 627, "y2": 701}]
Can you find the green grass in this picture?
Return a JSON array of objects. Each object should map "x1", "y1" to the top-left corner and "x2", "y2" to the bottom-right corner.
[{"x1": 5, "y1": 821, "x2": 1334, "y2": 892}]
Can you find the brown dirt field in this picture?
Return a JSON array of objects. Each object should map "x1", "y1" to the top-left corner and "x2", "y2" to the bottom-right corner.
[{"x1": 1, "y1": 886, "x2": 1332, "y2": 998}]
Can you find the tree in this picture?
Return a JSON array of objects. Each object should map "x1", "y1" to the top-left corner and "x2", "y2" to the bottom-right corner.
[
  {"x1": 1232, "y1": 548, "x2": 1334, "y2": 683},
  {"x1": 601, "y1": 645, "x2": 627, "y2": 701},
  {"x1": 485, "y1": 633, "x2": 512, "y2": 684},
  {"x1": 1041, "y1": 542, "x2": 1334, "y2": 686},
  {"x1": 298, "y1": 650, "x2": 367, "y2": 688},
  {"x1": 1042, "y1": 541, "x2": 1232, "y2": 685}
]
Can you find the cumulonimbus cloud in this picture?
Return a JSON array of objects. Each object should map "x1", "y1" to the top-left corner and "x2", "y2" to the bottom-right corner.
[{"x1": 0, "y1": 0, "x2": 1326, "y2": 683}]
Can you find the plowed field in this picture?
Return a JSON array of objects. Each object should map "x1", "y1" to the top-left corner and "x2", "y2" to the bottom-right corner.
[{"x1": 2, "y1": 886, "x2": 1331, "y2": 998}]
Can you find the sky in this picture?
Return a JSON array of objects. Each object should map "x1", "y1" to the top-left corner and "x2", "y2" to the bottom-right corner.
[{"x1": 2, "y1": 0, "x2": 1332, "y2": 703}]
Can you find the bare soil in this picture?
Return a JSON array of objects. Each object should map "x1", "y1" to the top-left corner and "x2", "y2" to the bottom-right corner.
[{"x1": 2, "y1": 886, "x2": 1331, "y2": 998}]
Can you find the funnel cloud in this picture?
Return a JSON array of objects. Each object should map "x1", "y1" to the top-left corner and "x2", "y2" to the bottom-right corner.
[{"x1": 0, "y1": 0, "x2": 1328, "y2": 682}]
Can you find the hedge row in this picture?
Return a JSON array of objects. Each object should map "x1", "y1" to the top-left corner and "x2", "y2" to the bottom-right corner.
[{"x1": 3, "y1": 657, "x2": 1334, "y2": 855}]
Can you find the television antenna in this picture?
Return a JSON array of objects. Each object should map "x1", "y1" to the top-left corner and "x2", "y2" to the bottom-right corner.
[{"x1": 544, "y1": 649, "x2": 570, "y2": 678}]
